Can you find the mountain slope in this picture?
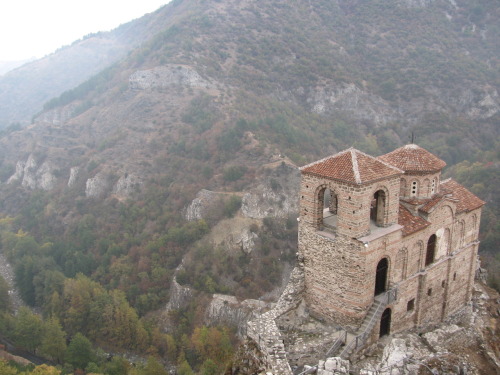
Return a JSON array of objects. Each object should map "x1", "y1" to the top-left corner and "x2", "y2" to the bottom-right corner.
[
  {"x1": 0, "y1": 0, "x2": 498, "y2": 367},
  {"x1": 0, "y1": 1, "x2": 196, "y2": 129}
]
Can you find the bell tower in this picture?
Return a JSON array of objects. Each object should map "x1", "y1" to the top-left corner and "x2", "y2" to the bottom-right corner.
[{"x1": 298, "y1": 148, "x2": 402, "y2": 326}]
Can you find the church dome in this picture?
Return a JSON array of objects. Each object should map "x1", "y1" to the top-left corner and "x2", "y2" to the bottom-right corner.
[{"x1": 378, "y1": 144, "x2": 446, "y2": 173}]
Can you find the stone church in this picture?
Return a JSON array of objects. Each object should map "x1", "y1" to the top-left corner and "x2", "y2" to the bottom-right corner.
[
  {"x1": 298, "y1": 144, "x2": 484, "y2": 338},
  {"x1": 247, "y1": 144, "x2": 485, "y2": 372}
]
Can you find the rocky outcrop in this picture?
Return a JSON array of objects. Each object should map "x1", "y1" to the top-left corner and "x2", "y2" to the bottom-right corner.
[
  {"x1": 317, "y1": 357, "x2": 350, "y2": 375},
  {"x1": 306, "y1": 83, "x2": 397, "y2": 125},
  {"x1": 242, "y1": 163, "x2": 300, "y2": 219},
  {"x1": 205, "y1": 294, "x2": 265, "y2": 336},
  {"x1": 235, "y1": 228, "x2": 258, "y2": 254},
  {"x1": 85, "y1": 172, "x2": 109, "y2": 198},
  {"x1": 303, "y1": 83, "x2": 500, "y2": 126},
  {"x1": 7, "y1": 155, "x2": 56, "y2": 191},
  {"x1": 112, "y1": 173, "x2": 142, "y2": 198},
  {"x1": 67, "y1": 167, "x2": 79, "y2": 187},
  {"x1": 129, "y1": 65, "x2": 214, "y2": 91},
  {"x1": 34, "y1": 103, "x2": 77, "y2": 125},
  {"x1": 165, "y1": 276, "x2": 193, "y2": 312},
  {"x1": 184, "y1": 189, "x2": 225, "y2": 221}
]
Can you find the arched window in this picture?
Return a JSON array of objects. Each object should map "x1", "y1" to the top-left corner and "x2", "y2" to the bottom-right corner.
[
  {"x1": 411, "y1": 180, "x2": 418, "y2": 197},
  {"x1": 370, "y1": 190, "x2": 386, "y2": 227},
  {"x1": 425, "y1": 234, "x2": 436, "y2": 266},
  {"x1": 324, "y1": 188, "x2": 338, "y2": 214},
  {"x1": 316, "y1": 186, "x2": 338, "y2": 230}
]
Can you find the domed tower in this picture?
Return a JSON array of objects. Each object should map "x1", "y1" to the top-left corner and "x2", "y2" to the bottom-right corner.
[
  {"x1": 298, "y1": 148, "x2": 403, "y2": 326},
  {"x1": 378, "y1": 144, "x2": 446, "y2": 201}
]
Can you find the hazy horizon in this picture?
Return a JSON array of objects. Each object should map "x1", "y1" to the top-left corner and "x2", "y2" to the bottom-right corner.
[{"x1": 0, "y1": 0, "x2": 169, "y2": 61}]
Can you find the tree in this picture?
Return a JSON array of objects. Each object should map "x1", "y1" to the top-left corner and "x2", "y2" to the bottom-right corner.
[
  {"x1": 65, "y1": 333, "x2": 94, "y2": 369},
  {"x1": 14, "y1": 307, "x2": 43, "y2": 353},
  {"x1": 40, "y1": 317, "x2": 67, "y2": 363},
  {"x1": 0, "y1": 275, "x2": 10, "y2": 312},
  {"x1": 31, "y1": 364, "x2": 61, "y2": 375},
  {"x1": 0, "y1": 360, "x2": 18, "y2": 375},
  {"x1": 143, "y1": 357, "x2": 168, "y2": 375}
]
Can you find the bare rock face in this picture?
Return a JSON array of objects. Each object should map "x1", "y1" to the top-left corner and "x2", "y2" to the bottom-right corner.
[
  {"x1": 317, "y1": 357, "x2": 350, "y2": 375},
  {"x1": 85, "y1": 172, "x2": 109, "y2": 198},
  {"x1": 236, "y1": 228, "x2": 258, "y2": 254},
  {"x1": 7, "y1": 161, "x2": 25, "y2": 184},
  {"x1": 67, "y1": 167, "x2": 80, "y2": 187},
  {"x1": 184, "y1": 189, "x2": 225, "y2": 221},
  {"x1": 112, "y1": 173, "x2": 142, "y2": 198},
  {"x1": 33, "y1": 103, "x2": 78, "y2": 125},
  {"x1": 307, "y1": 83, "x2": 397, "y2": 126},
  {"x1": 7, "y1": 154, "x2": 56, "y2": 191},
  {"x1": 205, "y1": 294, "x2": 265, "y2": 336},
  {"x1": 165, "y1": 276, "x2": 193, "y2": 312},
  {"x1": 129, "y1": 65, "x2": 214, "y2": 90},
  {"x1": 242, "y1": 163, "x2": 300, "y2": 219}
]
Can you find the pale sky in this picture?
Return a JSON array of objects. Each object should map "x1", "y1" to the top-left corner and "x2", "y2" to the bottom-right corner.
[{"x1": 0, "y1": 1, "x2": 170, "y2": 61}]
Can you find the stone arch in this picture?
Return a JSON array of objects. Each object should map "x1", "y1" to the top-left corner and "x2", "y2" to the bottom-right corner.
[
  {"x1": 457, "y1": 220, "x2": 465, "y2": 248},
  {"x1": 471, "y1": 214, "x2": 477, "y2": 230},
  {"x1": 443, "y1": 228, "x2": 451, "y2": 255},
  {"x1": 395, "y1": 248, "x2": 408, "y2": 281},
  {"x1": 380, "y1": 308, "x2": 392, "y2": 337},
  {"x1": 314, "y1": 184, "x2": 339, "y2": 229},
  {"x1": 425, "y1": 234, "x2": 436, "y2": 266},
  {"x1": 370, "y1": 185, "x2": 390, "y2": 227},
  {"x1": 408, "y1": 241, "x2": 424, "y2": 274},
  {"x1": 423, "y1": 178, "x2": 431, "y2": 196},
  {"x1": 375, "y1": 257, "x2": 390, "y2": 296}
]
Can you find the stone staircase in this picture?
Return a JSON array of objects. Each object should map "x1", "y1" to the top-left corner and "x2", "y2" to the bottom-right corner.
[{"x1": 324, "y1": 287, "x2": 398, "y2": 360}]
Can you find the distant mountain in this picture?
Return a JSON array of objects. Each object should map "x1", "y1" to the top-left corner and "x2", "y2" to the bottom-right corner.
[
  {"x1": 0, "y1": 1, "x2": 191, "y2": 129},
  {"x1": 0, "y1": 59, "x2": 35, "y2": 76}
]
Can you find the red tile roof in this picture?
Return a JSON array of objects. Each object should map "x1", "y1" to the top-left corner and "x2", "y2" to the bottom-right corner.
[
  {"x1": 300, "y1": 148, "x2": 402, "y2": 185},
  {"x1": 440, "y1": 178, "x2": 485, "y2": 213},
  {"x1": 398, "y1": 204, "x2": 430, "y2": 236},
  {"x1": 419, "y1": 194, "x2": 445, "y2": 214},
  {"x1": 378, "y1": 144, "x2": 446, "y2": 173}
]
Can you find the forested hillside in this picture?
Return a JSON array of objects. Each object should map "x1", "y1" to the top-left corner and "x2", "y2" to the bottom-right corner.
[{"x1": 0, "y1": 0, "x2": 498, "y2": 373}]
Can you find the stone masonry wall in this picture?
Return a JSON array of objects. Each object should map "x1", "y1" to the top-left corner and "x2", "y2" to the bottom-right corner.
[{"x1": 299, "y1": 225, "x2": 368, "y2": 327}]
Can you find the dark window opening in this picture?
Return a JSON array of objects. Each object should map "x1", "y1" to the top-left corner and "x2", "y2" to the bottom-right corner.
[
  {"x1": 425, "y1": 234, "x2": 436, "y2": 266},
  {"x1": 427, "y1": 288, "x2": 432, "y2": 296},
  {"x1": 441, "y1": 280, "x2": 446, "y2": 288},
  {"x1": 380, "y1": 308, "x2": 391, "y2": 337},
  {"x1": 453, "y1": 272, "x2": 457, "y2": 281},
  {"x1": 375, "y1": 258, "x2": 389, "y2": 296},
  {"x1": 407, "y1": 299, "x2": 415, "y2": 311}
]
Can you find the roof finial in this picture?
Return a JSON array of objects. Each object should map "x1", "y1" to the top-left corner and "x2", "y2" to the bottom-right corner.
[{"x1": 409, "y1": 132, "x2": 415, "y2": 144}]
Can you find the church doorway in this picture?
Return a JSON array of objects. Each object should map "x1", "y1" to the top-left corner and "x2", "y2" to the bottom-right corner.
[
  {"x1": 379, "y1": 308, "x2": 391, "y2": 337},
  {"x1": 374, "y1": 258, "x2": 388, "y2": 296}
]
